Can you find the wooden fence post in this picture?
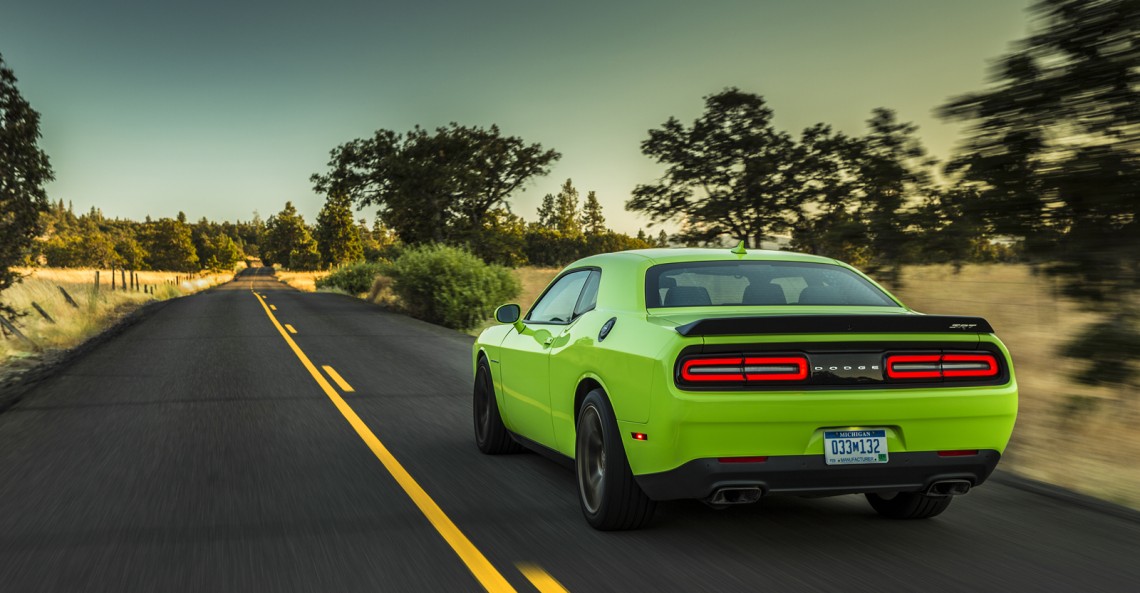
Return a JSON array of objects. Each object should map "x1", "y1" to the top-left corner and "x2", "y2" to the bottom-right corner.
[
  {"x1": 94, "y1": 270, "x2": 100, "y2": 292},
  {"x1": 121, "y1": 269, "x2": 127, "y2": 292},
  {"x1": 58, "y1": 286, "x2": 79, "y2": 308},
  {"x1": 0, "y1": 315, "x2": 38, "y2": 350},
  {"x1": 31, "y1": 302, "x2": 55, "y2": 324},
  {"x1": 111, "y1": 265, "x2": 116, "y2": 290}
]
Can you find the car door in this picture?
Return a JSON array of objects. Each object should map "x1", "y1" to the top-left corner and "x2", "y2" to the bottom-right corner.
[
  {"x1": 499, "y1": 269, "x2": 592, "y2": 448},
  {"x1": 548, "y1": 269, "x2": 602, "y2": 454}
]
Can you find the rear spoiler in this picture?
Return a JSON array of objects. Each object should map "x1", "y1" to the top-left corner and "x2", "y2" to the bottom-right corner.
[{"x1": 674, "y1": 314, "x2": 994, "y2": 337}]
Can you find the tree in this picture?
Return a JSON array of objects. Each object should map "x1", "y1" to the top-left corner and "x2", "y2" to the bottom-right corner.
[
  {"x1": 0, "y1": 54, "x2": 53, "y2": 318},
  {"x1": 940, "y1": 0, "x2": 1140, "y2": 392},
  {"x1": 553, "y1": 179, "x2": 581, "y2": 236},
  {"x1": 940, "y1": 0, "x2": 1140, "y2": 298},
  {"x1": 849, "y1": 109, "x2": 938, "y2": 283},
  {"x1": 143, "y1": 218, "x2": 199, "y2": 272},
  {"x1": 315, "y1": 193, "x2": 363, "y2": 268},
  {"x1": 263, "y1": 201, "x2": 320, "y2": 270},
  {"x1": 580, "y1": 190, "x2": 606, "y2": 235},
  {"x1": 627, "y1": 89, "x2": 810, "y2": 247},
  {"x1": 535, "y1": 193, "x2": 557, "y2": 227},
  {"x1": 312, "y1": 123, "x2": 560, "y2": 244},
  {"x1": 656, "y1": 229, "x2": 669, "y2": 247}
]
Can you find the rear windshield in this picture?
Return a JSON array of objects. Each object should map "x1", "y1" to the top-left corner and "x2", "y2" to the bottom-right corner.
[{"x1": 645, "y1": 261, "x2": 899, "y2": 308}]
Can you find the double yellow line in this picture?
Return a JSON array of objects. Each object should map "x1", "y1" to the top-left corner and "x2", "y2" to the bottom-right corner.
[{"x1": 251, "y1": 289, "x2": 567, "y2": 593}]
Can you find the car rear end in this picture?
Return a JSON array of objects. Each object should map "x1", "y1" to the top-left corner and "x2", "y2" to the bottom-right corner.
[{"x1": 624, "y1": 255, "x2": 1018, "y2": 507}]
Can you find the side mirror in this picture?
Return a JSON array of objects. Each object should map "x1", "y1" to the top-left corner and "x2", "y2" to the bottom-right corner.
[{"x1": 495, "y1": 304, "x2": 521, "y2": 324}]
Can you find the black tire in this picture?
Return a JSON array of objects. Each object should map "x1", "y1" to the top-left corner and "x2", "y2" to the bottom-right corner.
[
  {"x1": 575, "y1": 389, "x2": 656, "y2": 530},
  {"x1": 865, "y1": 491, "x2": 953, "y2": 519},
  {"x1": 473, "y1": 358, "x2": 521, "y2": 454}
]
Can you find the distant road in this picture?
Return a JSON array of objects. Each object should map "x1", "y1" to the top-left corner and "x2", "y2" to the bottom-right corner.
[{"x1": 0, "y1": 267, "x2": 1136, "y2": 592}]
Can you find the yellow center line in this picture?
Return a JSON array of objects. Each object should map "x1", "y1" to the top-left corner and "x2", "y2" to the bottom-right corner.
[
  {"x1": 284, "y1": 324, "x2": 297, "y2": 334},
  {"x1": 270, "y1": 304, "x2": 277, "y2": 311},
  {"x1": 322, "y1": 365, "x2": 355, "y2": 393},
  {"x1": 517, "y1": 565, "x2": 570, "y2": 593},
  {"x1": 251, "y1": 290, "x2": 517, "y2": 593}
]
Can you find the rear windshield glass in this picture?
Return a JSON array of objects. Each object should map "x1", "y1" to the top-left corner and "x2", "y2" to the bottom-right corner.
[{"x1": 645, "y1": 261, "x2": 898, "y2": 308}]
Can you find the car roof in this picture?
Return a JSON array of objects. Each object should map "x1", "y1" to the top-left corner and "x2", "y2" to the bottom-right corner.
[{"x1": 572, "y1": 247, "x2": 841, "y2": 267}]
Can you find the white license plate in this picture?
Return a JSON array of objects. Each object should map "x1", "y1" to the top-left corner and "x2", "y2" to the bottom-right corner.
[{"x1": 824, "y1": 430, "x2": 889, "y2": 465}]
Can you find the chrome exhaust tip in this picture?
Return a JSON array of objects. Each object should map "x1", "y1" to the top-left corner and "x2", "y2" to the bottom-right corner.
[
  {"x1": 926, "y1": 480, "x2": 972, "y2": 497},
  {"x1": 706, "y1": 487, "x2": 763, "y2": 505}
]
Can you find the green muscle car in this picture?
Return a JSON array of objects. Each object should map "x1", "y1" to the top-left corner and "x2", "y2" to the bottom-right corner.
[{"x1": 472, "y1": 246, "x2": 1018, "y2": 530}]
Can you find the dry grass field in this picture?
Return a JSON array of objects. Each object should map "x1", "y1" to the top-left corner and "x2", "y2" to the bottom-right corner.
[
  {"x1": 1, "y1": 267, "x2": 233, "y2": 372},
  {"x1": 885, "y1": 265, "x2": 1137, "y2": 507},
  {"x1": 275, "y1": 270, "x2": 328, "y2": 293}
]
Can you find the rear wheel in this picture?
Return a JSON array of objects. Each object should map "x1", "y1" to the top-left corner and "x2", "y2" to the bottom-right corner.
[
  {"x1": 473, "y1": 358, "x2": 521, "y2": 454},
  {"x1": 865, "y1": 491, "x2": 953, "y2": 519},
  {"x1": 576, "y1": 389, "x2": 656, "y2": 530}
]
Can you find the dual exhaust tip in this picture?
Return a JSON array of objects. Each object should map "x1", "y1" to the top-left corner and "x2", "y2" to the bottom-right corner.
[{"x1": 705, "y1": 479, "x2": 972, "y2": 505}]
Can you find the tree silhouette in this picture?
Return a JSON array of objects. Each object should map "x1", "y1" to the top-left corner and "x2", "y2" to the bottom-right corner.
[
  {"x1": 0, "y1": 54, "x2": 53, "y2": 318},
  {"x1": 580, "y1": 190, "x2": 606, "y2": 235}
]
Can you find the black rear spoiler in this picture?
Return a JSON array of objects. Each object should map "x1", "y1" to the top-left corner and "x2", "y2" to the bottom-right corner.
[{"x1": 674, "y1": 314, "x2": 994, "y2": 337}]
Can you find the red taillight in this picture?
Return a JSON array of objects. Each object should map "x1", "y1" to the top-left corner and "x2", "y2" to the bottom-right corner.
[
  {"x1": 941, "y1": 353, "x2": 998, "y2": 378},
  {"x1": 885, "y1": 354, "x2": 942, "y2": 379},
  {"x1": 718, "y1": 456, "x2": 769, "y2": 463},
  {"x1": 631, "y1": 432, "x2": 648, "y2": 441},
  {"x1": 681, "y1": 355, "x2": 808, "y2": 384},
  {"x1": 744, "y1": 356, "x2": 808, "y2": 381},
  {"x1": 938, "y1": 450, "x2": 979, "y2": 457},
  {"x1": 681, "y1": 357, "x2": 745, "y2": 382},
  {"x1": 885, "y1": 352, "x2": 999, "y2": 381}
]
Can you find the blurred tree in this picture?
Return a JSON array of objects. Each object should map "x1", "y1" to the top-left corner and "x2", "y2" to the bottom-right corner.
[
  {"x1": 940, "y1": 0, "x2": 1140, "y2": 391},
  {"x1": 580, "y1": 190, "x2": 606, "y2": 235},
  {"x1": 263, "y1": 202, "x2": 321, "y2": 270},
  {"x1": 312, "y1": 124, "x2": 560, "y2": 244},
  {"x1": 143, "y1": 218, "x2": 199, "y2": 272},
  {"x1": 465, "y1": 208, "x2": 528, "y2": 267},
  {"x1": 849, "y1": 109, "x2": 939, "y2": 283},
  {"x1": 940, "y1": 0, "x2": 1138, "y2": 301},
  {"x1": 657, "y1": 229, "x2": 669, "y2": 247},
  {"x1": 636, "y1": 229, "x2": 648, "y2": 242},
  {"x1": 0, "y1": 54, "x2": 53, "y2": 318},
  {"x1": 628, "y1": 89, "x2": 812, "y2": 248},
  {"x1": 315, "y1": 193, "x2": 364, "y2": 268},
  {"x1": 114, "y1": 234, "x2": 148, "y2": 270}
]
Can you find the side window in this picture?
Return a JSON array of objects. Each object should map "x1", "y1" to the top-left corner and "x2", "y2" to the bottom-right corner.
[
  {"x1": 528, "y1": 270, "x2": 590, "y2": 323},
  {"x1": 573, "y1": 271, "x2": 601, "y2": 317}
]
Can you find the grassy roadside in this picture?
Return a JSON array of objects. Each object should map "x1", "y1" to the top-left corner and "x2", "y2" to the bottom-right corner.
[{"x1": 0, "y1": 267, "x2": 235, "y2": 375}]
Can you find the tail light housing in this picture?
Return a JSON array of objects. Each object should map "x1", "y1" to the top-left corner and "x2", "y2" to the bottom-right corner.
[
  {"x1": 679, "y1": 354, "x2": 808, "y2": 386},
  {"x1": 885, "y1": 352, "x2": 999, "y2": 381}
]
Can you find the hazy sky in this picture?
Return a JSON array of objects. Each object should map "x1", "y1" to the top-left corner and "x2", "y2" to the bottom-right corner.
[{"x1": 2, "y1": 0, "x2": 1030, "y2": 234}]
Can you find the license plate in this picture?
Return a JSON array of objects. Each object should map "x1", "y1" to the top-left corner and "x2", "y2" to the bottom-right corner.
[{"x1": 824, "y1": 429, "x2": 889, "y2": 465}]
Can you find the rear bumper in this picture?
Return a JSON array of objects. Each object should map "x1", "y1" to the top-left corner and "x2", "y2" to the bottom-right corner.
[{"x1": 633, "y1": 450, "x2": 1001, "y2": 501}]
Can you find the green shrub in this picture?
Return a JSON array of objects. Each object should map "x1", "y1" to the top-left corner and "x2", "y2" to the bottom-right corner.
[
  {"x1": 387, "y1": 244, "x2": 520, "y2": 330},
  {"x1": 315, "y1": 261, "x2": 387, "y2": 295}
]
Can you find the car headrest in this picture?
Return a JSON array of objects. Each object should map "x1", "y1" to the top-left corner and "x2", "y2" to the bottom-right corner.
[
  {"x1": 742, "y1": 283, "x2": 786, "y2": 305},
  {"x1": 664, "y1": 286, "x2": 712, "y2": 307}
]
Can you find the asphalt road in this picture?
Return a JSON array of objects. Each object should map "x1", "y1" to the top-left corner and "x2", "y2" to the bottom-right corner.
[{"x1": 1, "y1": 267, "x2": 1137, "y2": 592}]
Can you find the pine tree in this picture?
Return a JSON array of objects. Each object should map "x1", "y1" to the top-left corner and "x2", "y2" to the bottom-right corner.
[
  {"x1": 315, "y1": 194, "x2": 363, "y2": 268},
  {"x1": 637, "y1": 229, "x2": 648, "y2": 242},
  {"x1": 657, "y1": 229, "x2": 669, "y2": 247},
  {"x1": 263, "y1": 201, "x2": 321, "y2": 271},
  {"x1": 580, "y1": 190, "x2": 606, "y2": 235},
  {"x1": 554, "y1": 179, "x2": 581, "y2": 236},
  {"x1": 536, "y1": 193, "x2": 557, "y2": 227}
]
